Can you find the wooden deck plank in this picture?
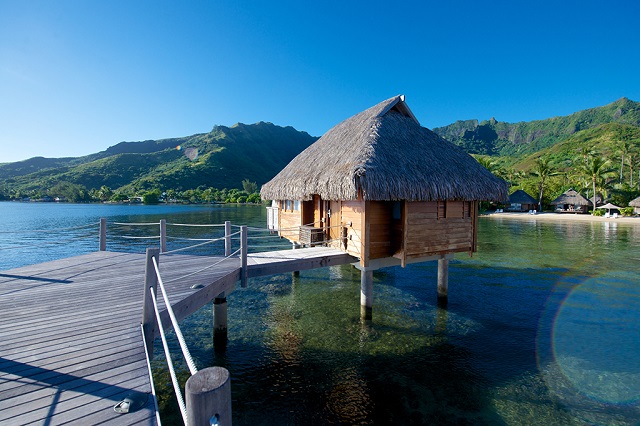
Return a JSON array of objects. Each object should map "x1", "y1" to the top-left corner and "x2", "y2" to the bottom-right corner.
[{"x1": 0, "y1": 245, "x2": 354, "y2": 424}]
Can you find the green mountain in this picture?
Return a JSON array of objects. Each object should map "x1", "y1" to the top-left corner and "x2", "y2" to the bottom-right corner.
[
  {"x1": 511, "y1": 122, "x2": 640, "y2": 172},
  {"x1": 0, "y1": 122, "x2": 317, "y2": 197},
  {"x1": 433, "y1": 97, "x2": 640, "y2": 157}
]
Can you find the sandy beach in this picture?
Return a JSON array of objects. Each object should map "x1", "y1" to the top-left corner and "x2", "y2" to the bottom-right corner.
[{"x1": 483, "y1": 211, "x2": 640, "y2": 224}]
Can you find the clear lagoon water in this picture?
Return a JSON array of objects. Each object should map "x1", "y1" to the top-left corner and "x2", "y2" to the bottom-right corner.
[{"x1": 1, "y1": 201, "x2": 639, "y2": 425}]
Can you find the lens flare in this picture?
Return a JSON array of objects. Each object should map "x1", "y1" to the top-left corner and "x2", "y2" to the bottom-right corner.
[
  {"x1": 537, "y1": 272, "x2": 640, "y2": 409},
  {"x1": 184, "y1": 147, "x2": 198, "y2": 161}
]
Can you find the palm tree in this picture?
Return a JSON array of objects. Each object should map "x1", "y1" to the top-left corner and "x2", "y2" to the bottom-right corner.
[
  {"x1": 627, "y1": 151, "x2": 639, "y2": 188},
  {"x1": 579, "y1": 153, "x2": 615, "y2": 214},
  {"x1": 531, "y1": 157, "x2": 561, "y2": 211},
  {"x1": 618, "y1": 141, "x2": 632, "y2": 184}
]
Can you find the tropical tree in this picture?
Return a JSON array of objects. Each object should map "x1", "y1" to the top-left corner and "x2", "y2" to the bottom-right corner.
[
  {"x1": 579, "y1": 153, "x2": 615, "y2": 214},
  {"x1": 618, "y1": 141, "x2": 632, "y2": 184},
  {"x1": 627, "y1": 151, "x2": 639, "y2": 188},
  {"x1": 242, "y1": 179, "x2": 258, "y2": 194},
  {"x1": 531, "y1": 157, "x2": 561, "y2": 211}
]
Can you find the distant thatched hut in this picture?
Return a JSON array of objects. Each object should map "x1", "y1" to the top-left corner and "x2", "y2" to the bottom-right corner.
[
  {"x1": 550, "y1": 189, "x2": 591, "y2": 213},
  {"x1": 506, "y1": 190, "x2": 537, "y2": 212},
  {"x1": 630, "y1": 196, "x2": 640, "y2": 215},
  {"x1": 261, "y1": 95, "x2": 507, "y2": 317}
]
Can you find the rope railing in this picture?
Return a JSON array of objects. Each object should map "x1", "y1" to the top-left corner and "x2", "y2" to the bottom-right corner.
[
  {"x1": 148, "y1": 286, "x2": 190, "y2": 424},
  {"x1": 0, "y1": 222, "x2": 98, "y2": 234},
  {"x1": 146, "y1": 255, "x2": 203, "y2": 424},
  {"x1": 162, "y1": 248, "x2": 241, "y2": 283},
  {"x1": 167, "y1": 223, "x2": 227, "y2": 227},
  {"x1": 112, "y1": 221, "x2": 160, "y2": 226},
  {"x1": 162, "y1": 230, "x2": 241, "y2": 255}
]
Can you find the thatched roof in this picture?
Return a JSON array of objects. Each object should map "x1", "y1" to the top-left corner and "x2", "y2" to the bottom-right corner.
[
  {"x1": 508, "y1": 189, "x2": 537, "y2": 204},
  {"x1": 261, "y1": 95, "x2": 507, "y2": 202},
  {"x1": 550, "y1": 188, "x2": 591, "y2": 206},
  {"x1": 629, "y1": 196, "x2": 640, "y2": 207}
]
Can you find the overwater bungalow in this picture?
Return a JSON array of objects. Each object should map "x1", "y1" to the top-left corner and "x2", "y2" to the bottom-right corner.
[
  {"x1": 261, "y1": 95, "x2": 507, "y2": 317},
  {"x1": 550, "y1": 188, "x2": 591, "y2": 213},
  {"x1": 630, "y1": 196, "x2": 640, "y2": 215},
  {"x1": 505, "y1": 189, "x2": 537, "y2": 212}
]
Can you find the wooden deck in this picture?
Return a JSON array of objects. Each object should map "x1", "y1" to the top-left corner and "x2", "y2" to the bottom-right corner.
[{"x1": 0, "y1": 247, "x2": 354, "y2": 425}]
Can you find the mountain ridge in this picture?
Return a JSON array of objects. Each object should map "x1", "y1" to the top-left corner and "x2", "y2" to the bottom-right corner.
[{"x1": 432, "y1": 97, "x2": 640, "y2": 157}]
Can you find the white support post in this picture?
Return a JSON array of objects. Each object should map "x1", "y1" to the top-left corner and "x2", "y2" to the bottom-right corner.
[
  {"x1": 360, "y1": 269, "x2": 373, "y2": 321},
  {"x1": 159, "y1": 219, "x2": 167, "y2": 253},
  {"x1": 141, "y1": 248, "x2": 160, "y2": 360},
  {"x1": 292, "y1": 241, "x2": 300, "y2": 277},
  {"x1": 224, "y1": 221, "x2": 232, "y2": 257},
  {"x1": 437, "y1": 256, "x2": 449, "y2": 301},
  {"x1": 186, "y1": 367, "x2": 232, "y2": 426},
  {"x1": 240, "y1": 225, "x2": 248, "y2": 288},
  {"x1": 99, "y1": 218, "x2": 107, "y2": 251},
  {"x1": 213, "y1": 295, "x2": 228, "y2": 349}
]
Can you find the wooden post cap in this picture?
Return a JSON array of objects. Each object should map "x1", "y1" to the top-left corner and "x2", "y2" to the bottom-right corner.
[{"x1": 186, "y1": 367, "x2": 232, "y2": 426}]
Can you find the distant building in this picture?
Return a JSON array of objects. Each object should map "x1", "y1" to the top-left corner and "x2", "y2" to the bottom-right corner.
[
  {"x1": 550, "y1": 189, "x2": 591, "y2": 213},
  {"x1": 629, "y1": 196, "x2": 640, "y2": 215},
  {"x1": 505, "y1": 189, "x2": 537, "y2": 212}
]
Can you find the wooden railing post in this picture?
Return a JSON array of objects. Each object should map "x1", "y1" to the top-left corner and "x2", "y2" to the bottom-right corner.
[
  {"x1": 224, "y1": 221, "x2": 231, "y2": 257},
  {"x1": 240, "y1": 226, "x2": 247, "y2": 288},
  {"x1": 160, "y1": 219, "x2": 167, "y2": 253},
  {"x1": 99, "y1": 218, "x2": 107, "y2": 251},
  {"x1": 141, "y1": 248, "x2": 160, "y2": 360},
  {"x1": 186, "y1": 366, "x2": 232, "y2": 426}
]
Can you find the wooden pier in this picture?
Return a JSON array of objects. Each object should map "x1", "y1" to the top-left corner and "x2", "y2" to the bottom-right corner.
[{"x1": 0, "y1": 246, "x2": 354, "y2": 425}]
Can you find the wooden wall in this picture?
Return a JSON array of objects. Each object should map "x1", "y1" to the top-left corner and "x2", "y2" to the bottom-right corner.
[
  {"x1": 340, "y1": 200, "x2": 365, "y2": 261},
  {"x1": 402, "y1": 200, "x2": 476, "y2": 264},
  {"x1": 365, "y1": 201, "x2": 393, "y2": 261},
  {"x1": 274, "y1": 198, "x2": 478, "y2": 267},
  {"x1": 279, "y1": 202, "x2": 302, "y2": 242}
]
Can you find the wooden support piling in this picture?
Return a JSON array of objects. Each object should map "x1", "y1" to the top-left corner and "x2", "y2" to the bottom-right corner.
[
  {"x1": 186, "y1": 367, "x2": 232, "y2": 426},
  {"x1": 240, "y1": 226, "x2": 248, "y2": 288},
  {"x1": 360, "y1": 269, "x2": 373, "y2": 321},
  {"x1": 160, "y1": 219, "x2": 167, "y2": 253},
  {"x1": 213, "y1": 296, "x2": 228, "y2": 349},
  {"x1": 437, "y1": 256, "x2": 449, "y2": 301},
  {"x1": 292, "y1": 241, "x2": 300, "y2": 277},
  {"x1": 224, "y1": 221, "x2": 232, "y2": 257},
  {"x1": 99, "y1": 218, "x2": 107, "y2": 251},
  {"x1": 141, "y1": 248, "x2": 160, "y2": 360}
]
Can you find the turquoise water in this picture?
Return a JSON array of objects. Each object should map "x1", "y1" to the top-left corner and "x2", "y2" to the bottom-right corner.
[{"x1": 1, "y1": 202, "x2": 639, "y2": 425}]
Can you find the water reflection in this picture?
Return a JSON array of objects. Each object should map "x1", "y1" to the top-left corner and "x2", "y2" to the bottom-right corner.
[{"x1": 4, "y1": 204, "x2": 640, "y2": 424}]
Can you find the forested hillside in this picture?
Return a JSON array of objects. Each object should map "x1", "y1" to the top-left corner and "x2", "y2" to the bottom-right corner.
[{"x1": 0, "y1": 122, "x2": 316, "y2": 202}]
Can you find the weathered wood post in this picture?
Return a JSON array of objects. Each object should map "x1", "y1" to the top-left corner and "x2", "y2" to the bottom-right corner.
[
  {"x1": 159, "y1": 219, "x2": 167, "y2": 253},
  {"x1": 437, "y1": 256, "x2": 449, "y2": 302},
  {"x1": 240, "y1": 225, "x2": 248, "y2": 288},
  {"x1": 292, "y1": 242, "x2": 300, "y2": 277},
  {"x1": 141, "y1": 248, "x2": 160, "y2": 360},
  {"x1": 185, "y1": 366, "x2": 232, "y2": 426},
  {"x1": 360, "y1": 269, "x2": 373, "y2": 321},
  {"x1": 213, "y1": 294, "x2": 228, "y2": 351},
  {"x1": 224, "y1": 221, "x2": 232, "y2": 257},
  {"x1": 99, "y1": 218, "x2": 107, "y2": 251}
]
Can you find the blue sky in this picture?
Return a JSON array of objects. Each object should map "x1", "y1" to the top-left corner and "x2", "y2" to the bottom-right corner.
[{"x1": 1, "y1": 0, "x2": 639, "y2": 163}]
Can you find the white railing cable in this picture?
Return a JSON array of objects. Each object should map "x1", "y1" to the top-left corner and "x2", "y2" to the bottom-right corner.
[
  {"x1": 0, "y1": 233, "x2": 97, "y2": 251},
  {"x1": 149, "y1": 286, "x2": 189, "y2": 425},
  {"x1": 0, "y1": 222, "x2": 97, "y2": 234},
  {"x1": 139, "y1": 324, "x2": 162, "y2": 426},
  {"x1": 119, "y1": 235, "x2": 161, "y2": 240},
  {"x1": 151, "y1": 257, "x2": 198, "y2": 375},
  {"x1": 162, "y1": 230, "x2": 241, "y2": 255},
  {"x1": 163, "y1": 248, "x2": 241, "y2": 284},
  {"x1": 167, "y1": 223, "x2": 226, "y2": 227},
  {"x1": 113, "y1": 221, "x2": 159, "y2": 226}
]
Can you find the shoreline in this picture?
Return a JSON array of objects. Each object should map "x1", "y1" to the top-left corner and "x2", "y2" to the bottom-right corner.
[{"x1": 482, "y1": 211, "x2": 640, "y2": 224}]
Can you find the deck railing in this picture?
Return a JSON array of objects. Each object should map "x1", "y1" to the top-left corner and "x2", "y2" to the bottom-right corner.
[{"x1": 142, "y1": 248, "x2": 232, "y2": 425}]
